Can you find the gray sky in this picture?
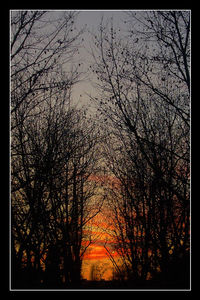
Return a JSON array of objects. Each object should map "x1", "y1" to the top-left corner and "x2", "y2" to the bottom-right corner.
[
  {"x1": 76, "y1": 10, "x2": 126, "y2": 29},
  {"x1": 70, "y1": 10, "x2": 127, "y2": 108}
]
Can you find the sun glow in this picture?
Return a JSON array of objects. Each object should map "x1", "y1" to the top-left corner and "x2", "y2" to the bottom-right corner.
[{"x1": 81, "y1": 206, "x2": 120, "y2": 281}]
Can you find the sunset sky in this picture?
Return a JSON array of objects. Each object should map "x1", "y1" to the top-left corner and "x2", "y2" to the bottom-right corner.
[
  {"x1": 11, "y1": 10, "x2": 190, "y2": 290},
  {"x1": 77, "y1": 173, "x2": 120, "y2": 280},
  {"x1": 81, "y1": 211, "x2": 120, "y2": 281},
  {"x1": 61, "y1": 11, "x2": 126, "y2": 280}
]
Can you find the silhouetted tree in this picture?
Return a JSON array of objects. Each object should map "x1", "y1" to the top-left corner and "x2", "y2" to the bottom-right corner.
[
  {"x1": 10, "y1": 10, "x2": 90, "y2": 288},
  {"x1": 43, "y1": 108, "x2": 103, "y2": 286},
  {"x1": 91, "y1": 11, "x2": 190, "y2": 286}
]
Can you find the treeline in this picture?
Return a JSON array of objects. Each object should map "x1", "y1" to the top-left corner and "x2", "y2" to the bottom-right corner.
[
  {"x1": 11, "y1": 11, "x2": 103, "y2": 288},
  {"x1": 91, "y1": 11, "x2": 190, "y2": 288},
  {"x1": 11, "y1": 10, "x2": 190, "y2": 289}
]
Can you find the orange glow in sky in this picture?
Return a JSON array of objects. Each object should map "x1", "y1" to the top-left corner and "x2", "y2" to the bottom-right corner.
[
  {"x1": 80, "y1": 174, "x2": 123, "y2": 281},
  {"x1": 81, "y1": 243, "x2": 119, "y2": 281},
  {"x1": 81, "y1": 206, "x2": 120, "y2": 281}
]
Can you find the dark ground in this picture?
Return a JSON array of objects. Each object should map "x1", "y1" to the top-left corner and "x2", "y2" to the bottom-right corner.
[
  {"x1": 11, "y1": 276, "x2": 190, "y2": 290},
  {"x1": 11, "y1": 252, "x2": 190, "y2": 290}
]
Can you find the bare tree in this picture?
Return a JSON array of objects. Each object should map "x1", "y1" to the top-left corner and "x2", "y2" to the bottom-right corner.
[
  {"x1": 44, "y1": 108, "x2": 104, "y2": 286},
  {"x1": 10, "y1": 10, "x2": 88, "y2": 288},
  {"x1": 90, "y1": 11, "x2": 190, "y2": 286}
]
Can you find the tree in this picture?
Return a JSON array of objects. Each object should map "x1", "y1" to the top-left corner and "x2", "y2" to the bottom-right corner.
[
  {"x1": 90, "y1": 11, "x2": 190, "y2": 286},
  {"x1": 43, "y1": 108, "x2": 103, "y2": 286},
  {"x1": 11, "y1": 90, "x2": 103, "y2": 286},
  {"x1": 11, "y1": 11, "x2": 82, "y2": 127},
  {"x1": 10, "y1": 10, "x2": 90, "y2": 288}
]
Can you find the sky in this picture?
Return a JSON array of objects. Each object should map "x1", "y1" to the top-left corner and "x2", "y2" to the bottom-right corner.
[
  {"x1": 11, "y1": 9, "x2": 191, "y2": 285},
  {"x1": 11, "y1": 10, "x2": 129, "y2": 282},
  {"x1": 70, "y1": 10, "x2": 127, "y2": 107},
  {"x1": 69, "y1": 12, "x2": 128, "y2": 279},
  {"x1": 80, "y1": 174, "x2": 121, "y2": 280},
  {"x1": 81, "y1": 211, "x2": 120, "y2": 281}
]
